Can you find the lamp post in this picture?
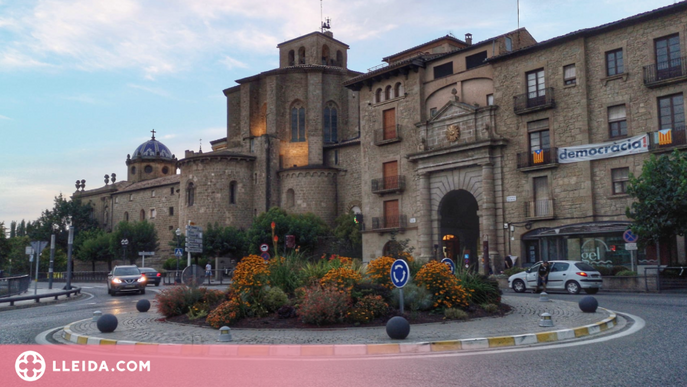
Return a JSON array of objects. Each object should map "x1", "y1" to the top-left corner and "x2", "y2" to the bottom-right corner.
[
  {"x1": 121, "y1": 239, "x2": 129, "y2": 264},
  {"x1": 65, "y1": 216, "x2": 74, "y2": 290},
  {"x1": 48, "y1": 224, "x2": 58, "y2": 289},
  {"x1": 175, "y1": 228, "x2": 181, "y2": 284}
]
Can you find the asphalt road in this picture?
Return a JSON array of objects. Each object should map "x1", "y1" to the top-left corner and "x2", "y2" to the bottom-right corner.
[{"x1": 1, "y1": 286, "x2": 685, "y2": 386}]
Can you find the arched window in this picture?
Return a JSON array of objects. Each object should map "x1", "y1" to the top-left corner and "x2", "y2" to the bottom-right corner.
[
  {"x1": 336, "y1": 50, "x2": 343, "y2": 67},
  {"x1": 124, "y1": 212, "x2": 129, "y2": 222},
  {"x1": 286, "y1": 189, "x2": 295, "y2": 208},
  {"x1": 322, "y1": 44, "x2": 330, "y2": 65},
  {"x1": 375, "y1": 88, "x2": 382, "y2": 103},
  {"x1": 394, "y1": 82, "x2": 403, "y2": 98},
  {"x1": 186, "y1": 182, "x2": 195, "y2": 206},
  {"x1": 323, "y1": 102, "x2": 338, "y2": 143},
  {"x1": 229, "y1": 181, "x2": 237, "y2": 204},
  {"x1": 140, "y1": 209, "x2": 145, "y2": 221},
  {"x1": 291, "y1": 103, "x2": 306, "y2": 142},
  {"x1": 385, "y1": 85, "x2": 392, "y2": 100},
  {"x1": 298, "y1": 47, "x2": 306, "y2": 64},
  {"x1": 288, "y1": 50, "x2": 295, "y2": 66}
]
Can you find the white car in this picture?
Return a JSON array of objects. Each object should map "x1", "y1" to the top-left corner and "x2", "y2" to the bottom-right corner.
[{"x1": 508, "y1": 260, "x2": 603, "y2": 294}]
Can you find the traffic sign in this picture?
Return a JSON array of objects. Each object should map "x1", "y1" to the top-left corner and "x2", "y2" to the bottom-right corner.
[
  {"x1": 174, "y1": 248, "x2": 184, "y2": 257},
  {"x1": 260, "y1": 244, "x2": 269, "y2": 252},
  {"x1": 625, "y1": 243, "x2": 638, "y2": 251},
  {"x1": 138, "y1": 251, "x2": 155, "y2": 256},
  {"x1": 623, "y1": 230, "x2": 638, "y2": 243},
  {"x1": 260, "y1": 252, "x2": 270, "y2": 261},
  {"x1": 390, "y1": 259, "x2": 410, "y2": 288},
  {"x1": 441, "y1": 258, "x2": 456, "y2": 274}
]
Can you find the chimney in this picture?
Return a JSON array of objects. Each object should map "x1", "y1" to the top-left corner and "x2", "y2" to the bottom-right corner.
[{"x1": 465, "y1": 33, "x2": 472, "y2": 45}]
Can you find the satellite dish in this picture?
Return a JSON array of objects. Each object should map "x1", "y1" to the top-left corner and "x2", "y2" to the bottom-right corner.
[{"x1": 181, "y1": 265, "x2": 205, "y2": 287}]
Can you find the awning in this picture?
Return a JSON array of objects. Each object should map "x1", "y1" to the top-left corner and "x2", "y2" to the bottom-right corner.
[{"x1": 522, "y1": 221, "x2": 632, "y2": 240}]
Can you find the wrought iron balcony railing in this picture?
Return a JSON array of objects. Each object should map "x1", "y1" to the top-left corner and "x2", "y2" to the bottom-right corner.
[
  {"x1": 371, "y1": 175, "x2": 405, "y2": 194},
  {"x1": 375, "y1": 124, "x2": 402, "y2": 145},
  {"x1": 649, "y1": 125, "x2": 687, "y2": 150},
  {"x1": 525, "y1": 199, "x2": 554, "y2": 219},
  {"x1": 517, "y1": 148, "x2": 558, "y2": 169},
  {"x1": 513, "y1": 87, "x2": 555, "y2": 115},
  {"x1": 371, "y1": 215, "x2": 408, "y2": 231},
  {"x1": 644, "y1": 56, "x2": 687, "y2": 86}
]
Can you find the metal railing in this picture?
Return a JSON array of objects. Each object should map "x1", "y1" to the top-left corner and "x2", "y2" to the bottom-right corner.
[
  {"x1": 371, "y1": 175, "x2": 406, "y2": 194},
  {"x1": 371, "y1": 215, "x2": 408, "y2": 231},
  {"x1": 516, "y1": 147, "x2": 558, "y2": 168},
  {"x1": 513, "y1": 87, "x2": 555, "y2": 114},
  {"x1": 648, "y1": 126, "x2": 687, "y2": 150},
  {"x1": 0, "y1": 275, "x2": 30, "y2": 298},
  {"x1": 162, "y1": 269, "x2": 234, "y2": 286},
  {"x1": 0, "y1": 286, "x2": 81, "y2": 306},
  {"x1": 525, "y1": 199, "x2": 554, "y2": 218},
  {"x1": 375, "y1": 124, "x2": 402, "y2": 145},
  {"x1": 643, "y1": 56, "x2": 687, "y2": 85}
]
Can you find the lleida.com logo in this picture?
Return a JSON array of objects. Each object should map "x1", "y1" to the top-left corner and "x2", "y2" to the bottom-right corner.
[{"x1": 15, "y1": 351, "x2": 46, "y2": 382}]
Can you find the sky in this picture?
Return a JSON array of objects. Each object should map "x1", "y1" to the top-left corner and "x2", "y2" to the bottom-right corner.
[{"x1": 0, "y1": 0, "x2": 681, "y2": 227}]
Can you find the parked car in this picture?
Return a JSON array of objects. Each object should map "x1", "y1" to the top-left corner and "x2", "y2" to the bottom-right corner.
[
  {"x1": 139, "y1": 267, "x2": 161, "y2": 286},
  {"x1": 508, "y1": 260, "x2": 602, "y2": 294},
  {"x1": 107, "y1": 265, "x2": 146, "y2": 296}
]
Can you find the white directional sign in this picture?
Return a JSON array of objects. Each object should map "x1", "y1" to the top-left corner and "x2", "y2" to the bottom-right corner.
[
  {"x1": 625, "y1": 243, "x2": 638, "y2": 251},
  {"x1": 138, "y1": 251, "x2": 155, "y2": 256},
  {"x1": 185, "y1": 225, "x2": 203, "y2": 253}
]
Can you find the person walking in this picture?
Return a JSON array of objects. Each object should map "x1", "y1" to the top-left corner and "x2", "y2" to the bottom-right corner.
[
  {"x1": 537, "y1": 261, "x2": 550, "y2": 293},
  {"x1": 205, "y1": 262, "x2": 212, "y2": 282}
]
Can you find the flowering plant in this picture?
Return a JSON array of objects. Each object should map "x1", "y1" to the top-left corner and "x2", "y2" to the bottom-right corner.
[
  {"x1": 415, "y1": 261, "x2": 469, "y2": 310},
  {"x1": 297, "y1": 285, "x2": 351, "y2": 325},
  {"x1": 206, "y1": 299, "x2": 242, "y2": 328},
  {"x1": 320, "y1": 266, "x2": 362, "y2": 293},
  {"x1": 365, "y1": 256, "x2": 396, "y2": 289}
]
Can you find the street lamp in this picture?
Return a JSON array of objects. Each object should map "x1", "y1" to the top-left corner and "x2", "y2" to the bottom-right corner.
[
  {"x1": 175, "y1": 228, "x2": 181, "y2": 284},
  {"x1": 121, "y1": 239, "x2": 129, "y2": 264},
  {"x1": 65, "y1": 216, "x2": 74, "y2": 290},
  {"x1": 48, "y1": 223, "x2": 59, "y2": 289}
]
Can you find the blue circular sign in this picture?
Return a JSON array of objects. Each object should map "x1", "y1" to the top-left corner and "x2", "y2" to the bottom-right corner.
[
  {"x1": 623, "y1": 230, "x2": 638, "y2": 243},
  {"x1": 441, "y1": 258, "x2": 456, "y2": 274},
  {"x1": 260, "y1": 252, "x2": 270, "y2": 261},
  {"x1": 390, "y1": 259, "x2": 410, "y2": 288}
]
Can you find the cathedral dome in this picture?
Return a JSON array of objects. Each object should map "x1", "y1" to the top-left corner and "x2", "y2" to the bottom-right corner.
[{"x1": 131, "y1": 131, "x2": 173, "y2": 160}]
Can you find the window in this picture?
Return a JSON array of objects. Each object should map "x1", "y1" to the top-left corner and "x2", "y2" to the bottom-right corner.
[
  {"x1": 394, "y1": 82, "x2": 403, "y2": 98},
  {"x1": 288, "y1": 50, "x2": 295, "y2": 66},
  {"x1": 321, "y1": 44, "x2": 330, "y2": 65},
  {"x1": 526, "y1": 69, "x2": 546, "y2": 104},
  {"x1": 385, "y1": 85, "x2": 392, "y2": 100},
  {"x1": 608, "y1": 105, "x2": 627, "y2": 138},
  {"x1": 612, "y1": 168, "x2": 629, "y2": 195},
  {"x1": 430, "y1": 107, "x2": 438, "y2": 117},
  {"x1": 465, "y1": 51, "x2": 487, "y2": 70},
  {"x1": 186, "y1": 182, "x2": 195, "y2": 206},
  {"x1": 323, "y1": 103, "x2": 338, "y2": 143},
  {"x1": 162, "y1": 166, "x2": 169, "y2": 174},
  {"x1": 291, "y1": 104, "x2": 306, "y2": 142},
  {"x1": 151, "y1": 190, "x2": 156, "y2": 198},
  {"x1": 129, "y1": 194, "x2": 133, "y2": 201},
  {"x1": 658, "y1": 94, "x2": 685, "y2": 129},
  {"x1": 229, "y1": 181, "x2": 237, "y2": 204},
  {"x1": 131, "y1": 166, "x2": 136, "y2": 175},
  {"x1": 383, "y1": 161, "x2": 398, "y2": 190},
  {"x1": 606, "y1": 49, "x2": 624, "y2": 76},
  {"x1": 383, "y1": 200, "x2": 399, "y2": 228},
  {"x1": 564, "y1": 64, "x2": 576, "y2": 85},
  {"x1": 124, "y1": 212, "x2": 129, "y2": 222},
  {"x1": 336, "y1": 50, "x2": 343, "y2": 67},
  {"x1": 286, "y1": 189, "x2": 295, "y2": 208},
  {"x1": 533, "y1": 176, "x2": 550, "y2": 217},
  {"x1": 169, "y1": 207, "x2": 174, "y2": 216},
  {"x1": 150, "y1": 209, "x2": 156, "y2": 219},
  {"x1": 487, "y1": 94, "x2": 494, "y2": 106},
  {"x1": 433, "y1": 62, "x2": 453, "y2": 79},
  {"x1": 115, "y1": 196, "x2": 119, "y2": 204},
  {"x1": 170, "y1": 187, "x2": 175, "y2": 195},
  {"x1": 655, "y1": 34, "x2": 681, "y2": 77},
  {"x1": 505, "y1": 37, "x2": 512, "y2": 52},
  {"x1": 140, "y1": 209, "x2": 145, "y2": 221},
  {"x1": 383, "y1": 108, "x2": 396, "y2": 140},
  {"x1": 334, "y1": 150, "x2": 339, "y2": 165},
  {"x1": 249, "y1": 138, "x2": 255, "y2": 153},
  {"x1": 298, "y1": 47, "x2": 306, "y2": 64},
  {"x1": 375, "y1": 88, "x2": 382, "y2": 103},
  {"x1": 144, "y1": 165, "x2": 153, "y2": 174},
  {"x1": 528, "y1": 119, "x2": 550, "y2": 152}
]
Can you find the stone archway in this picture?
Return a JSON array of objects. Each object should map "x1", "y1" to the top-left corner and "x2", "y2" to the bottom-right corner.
[{"x1": 438, "y1": 189, "x2": 479, "y2": 269}]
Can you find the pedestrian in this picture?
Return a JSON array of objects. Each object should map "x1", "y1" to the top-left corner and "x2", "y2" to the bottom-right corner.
[
  {"x1": 536, "y1": 261, "x2": 550, "y2": 293},
  {"x1": 205, "y1": 262, "x2": 212, "y2": 281},
  {"x1": 504, "y1": 255, "x2": 513, "y2": 270}
]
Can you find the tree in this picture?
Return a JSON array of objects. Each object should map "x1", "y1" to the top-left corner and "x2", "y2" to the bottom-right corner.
[
  {"x1": 75, "y1": 229, "x2": 114, "y2": 271},
  {"x1": 330, "y1": 212, "x2": 362, "y2": 258},
  {"x1": 626, "y1": 150, "x2": 687, "y2": 255},
  {"x1": 0, "y1": 222, "x2": 9, "y2": 271},
  {"x1": 202, "y1": 223, "x2": 248, "y2": 260},
  {"x1": 111, "y1": 221, "x2": 159, "y2": 265},
  {"x1": 246, "y1": 207, "x2": 330, "y2": 255},
  {"x1": 28, "y1": 194, "x2": 99, "y2": 252}
]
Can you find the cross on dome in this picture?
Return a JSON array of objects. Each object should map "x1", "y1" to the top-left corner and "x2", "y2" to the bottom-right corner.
[{"x1": 151, "y1": 129, "x2": 156, "y2": 140}]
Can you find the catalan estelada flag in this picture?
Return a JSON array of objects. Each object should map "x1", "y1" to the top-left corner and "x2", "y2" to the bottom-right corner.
[
  {"x1": 658, "y1": 129, "x2": 672, "y2": 145},
  {"x1": 532, "y1": 149, "x2": 544, "y2": 164}
]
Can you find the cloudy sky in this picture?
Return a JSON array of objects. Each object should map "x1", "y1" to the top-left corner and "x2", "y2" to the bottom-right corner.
[{"x1": 0, "y1": 0, "x2": 680, "y2": 226}]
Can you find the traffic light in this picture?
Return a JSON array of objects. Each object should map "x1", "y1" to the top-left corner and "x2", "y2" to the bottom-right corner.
[
  {"x1": 610, "y1": 245, "x2": 616, "y2": 252},
  {"x1": 354, "y1": 214, "x2": 363, "y2": 228}
]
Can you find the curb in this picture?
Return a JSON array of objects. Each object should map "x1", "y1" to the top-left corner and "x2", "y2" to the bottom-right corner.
[{"x1": 60, "y1": 309, "x2": 617, "y2": 356}]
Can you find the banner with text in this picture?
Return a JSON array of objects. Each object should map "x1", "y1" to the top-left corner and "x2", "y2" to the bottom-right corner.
[{"x1": 557, "y1": 134, "x2": 649, "y2": 164}]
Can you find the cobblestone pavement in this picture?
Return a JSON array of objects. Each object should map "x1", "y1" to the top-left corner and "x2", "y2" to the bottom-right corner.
[{"x1": 66, "y1": 295, "x2": 612, "y2": 345}]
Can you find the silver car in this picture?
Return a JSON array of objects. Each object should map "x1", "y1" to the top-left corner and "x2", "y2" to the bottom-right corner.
[{"x1": 508, "y1": 260, "x2": 603, "y2": 294}]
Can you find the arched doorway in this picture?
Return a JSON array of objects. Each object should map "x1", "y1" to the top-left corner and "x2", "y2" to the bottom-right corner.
[{"x1": 439, "y1": 190, "x2": 479, "y2": 269}]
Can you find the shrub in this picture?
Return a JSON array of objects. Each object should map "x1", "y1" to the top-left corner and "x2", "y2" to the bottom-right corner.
[
  {"x1": 593, "y1": 265, "x2": 627, "y2": 276},
  {"x1": 268, "y1": 256, "x2": 304, "y2": 296},
  {"x1": 415, "y1": 261, "x2": 469, "y2": 310},
  {"x1": 390, "y1": 282, "x2": 433, "y2": 311},
  {"x1": 277, "y1": 305, "x2": 297, "y2": 319},
  {"x1": 320, "y1": 266, "x2": 362, "y2": 293},
  {"x1": 163, "y1": 257, "x2": 188, "y2": 271},
  {"x1": 232, "y1": 255, "x2": 270, "y2": 295},
  {"x1": 206, "y1": 299, "x2": 242, "y2": 328},
  {"x1": 504, "y1": 266, "x2": 526, "y2": 276},
  {"x1": 481, "y1": 303, "x2": 498, "y2": 313},
  {"x1": 351, "y1": 280, "x2": 392, "y2": 303},
  {"x1": 366, "y1": 256, "x2": 396, "y2": 289},
  {"x1": 455, "y1": 268, "x2": 502, "y2": 305},
  {"x1": 616, "y1": 270, "x2": 637, "y2": 277},
  {"x1": 444, "y1": 308, "x2": 468, "y2": 320},
  {"x1": 155, "y1": 285, "x2": 203, "y2": 317},
  {"x1": 199, "y1": 288, "x2": 226, "y2": 307},
  {"x1": 187, "y1": 302, "x2": 209, "y2": 320},
  {"x1": 300, "y1": 260, "x2": 337, "y2": 286},
  {"x1": 347, "y1": 294, "x2": 388, "y2": 324},
  {"x1": 297, "y1": 285, "x2": 351, "y2": 326},
  {"x1": 263, "y1": 286, "x2": 289, "y2": 312}
]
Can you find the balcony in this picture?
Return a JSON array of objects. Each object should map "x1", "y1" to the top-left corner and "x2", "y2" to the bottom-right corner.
[
  {"x1": 371, "y1": 215, "x2": 407, "y2": 231},
  {"x1": 649, "y1": 126, "x2": 687, "y2": 151},
  {"x1": 643, "y1": 57, "x2": 687, "y2": 87},
  {"x1": 525, "y1": 199, "x2": 555, "y2": 220},
  {"x1": 513, "y1": 87, "x2": 555, "y2": 115},
  {"x1": 371, "y1": 175, "x2": 405, "y2": 195},
  {"x1": 375, "y1": 124, "x2": 402, "y2": 146},
  {"x1": 517, "y1": 148, "x2": 558, "y2": 170}
]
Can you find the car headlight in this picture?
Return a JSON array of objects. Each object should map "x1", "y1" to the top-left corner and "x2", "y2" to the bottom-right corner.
[
  {"x1": 112, "y1": 278, "x2": 122, "y2": 284},
  {"x1": 137, "y1": 277, "x2": 147, "y2": 283}
]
